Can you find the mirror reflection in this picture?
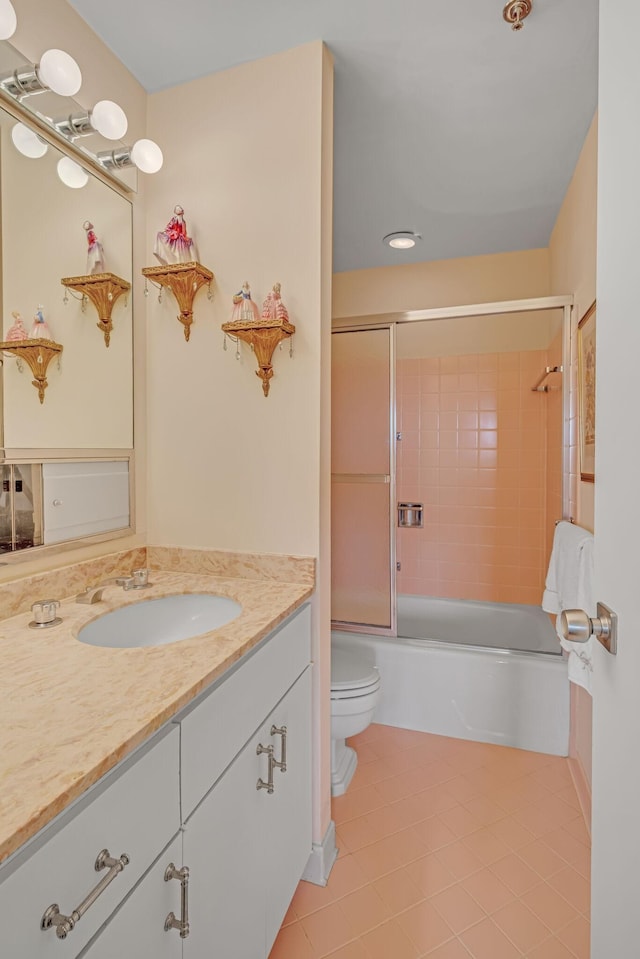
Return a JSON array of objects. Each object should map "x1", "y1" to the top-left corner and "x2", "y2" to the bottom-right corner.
[{"x1": 0, "y1": 100, "x2": 133, "y2": 452}]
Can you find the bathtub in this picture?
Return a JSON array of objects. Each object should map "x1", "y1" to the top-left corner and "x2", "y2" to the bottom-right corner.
[{"x1": 332, "y1": 595, "x2": 569, "y2": 756}]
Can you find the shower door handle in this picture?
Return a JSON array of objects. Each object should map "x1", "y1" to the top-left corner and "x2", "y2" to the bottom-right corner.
[{"x1": 560, "y1": 602, "x2": 618, "y2": 655}]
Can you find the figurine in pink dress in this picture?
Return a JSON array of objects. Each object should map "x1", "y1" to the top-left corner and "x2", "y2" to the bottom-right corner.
[
  {"x1": 30, "y1": 306, "x2": 53, "y2": 340},
  {"x1": 230, "y1": 282, "x2": 259, "y2": 323},
  {"x1": 84, "y1": 220, "x2": 105, "y2": 274},
  {"x1": 6, "y1": 311, "x2": 28, "y2": 341},
  {"x1": 261, "y1": 282, "x2": 289, "y2": 323},
  {"x1": 154, "y1": 205, "x2": 199, "y2": 265}
]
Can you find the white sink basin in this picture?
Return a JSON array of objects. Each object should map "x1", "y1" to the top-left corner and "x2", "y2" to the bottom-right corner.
[{"x1": 78, "y1": 594, "x2": 242, "y2": 648}]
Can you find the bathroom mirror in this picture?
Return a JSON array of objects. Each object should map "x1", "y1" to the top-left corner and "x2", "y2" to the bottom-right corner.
[{"x1": 0, "y1": 99, "x2": 133, "y2": 452}]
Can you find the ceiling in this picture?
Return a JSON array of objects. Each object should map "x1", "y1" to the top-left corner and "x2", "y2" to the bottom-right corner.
[{"x1": 68, "y1": 0, "x2": 599, "y2": 273}]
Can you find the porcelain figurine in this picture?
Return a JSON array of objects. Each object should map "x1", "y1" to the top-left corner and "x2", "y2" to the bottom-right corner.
[
  {"x1": 230, "y1": 281, "x2": 260, "y2": 323},
  {"x1": 6, "y1": 311, "x2": 28, "y2": 341},
  {"x1": 154, "y1": 205, "x2": 199, "y2": 266},
  {"x1": 261, "y1": 282, "x2": 289, "y2": 323},
  {"x1": 84, "y1": 220, "x2": 105, "y2": 274},
  {"x1": 30, "y1": 305, "x2": 53, "y2": 340}
]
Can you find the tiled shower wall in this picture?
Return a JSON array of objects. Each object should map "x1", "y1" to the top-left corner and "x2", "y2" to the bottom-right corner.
[{"x1": 397, "y1": 349, "x2": 562, "y2": 605}]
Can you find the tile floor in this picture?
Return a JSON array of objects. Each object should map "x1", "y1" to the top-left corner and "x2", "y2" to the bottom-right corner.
[{"x1": 269, "y1": 724, "x2": 590, "y2": 959}]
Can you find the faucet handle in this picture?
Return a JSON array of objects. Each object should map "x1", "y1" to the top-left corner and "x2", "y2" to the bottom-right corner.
[
  {"x1": 30, "y1": 599, "x2": 61, "y2": 629},
  {"x1": 130, "y1": 568, "x2": 151, "y2": 589}
]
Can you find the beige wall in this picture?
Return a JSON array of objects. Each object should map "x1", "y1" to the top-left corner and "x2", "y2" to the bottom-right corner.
[
  {"x1": 549, "y1": 114, "x2": 598, "y2": 798},
  {"x1": 333, "y1": 247, "x2": 550, "y2": 319},
  {"x1": 145, "y1": 42, "x2": 334, "y2": 843}
]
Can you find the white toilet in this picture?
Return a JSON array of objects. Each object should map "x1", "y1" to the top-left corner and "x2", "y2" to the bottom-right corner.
[{"x1": 330, "y1": 646, "x2": 381, "y2": 796}]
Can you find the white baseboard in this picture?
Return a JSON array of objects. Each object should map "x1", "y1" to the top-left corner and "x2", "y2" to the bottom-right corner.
[{"x1": 301, "y1": 820, "x2": 338, "y2": 886}]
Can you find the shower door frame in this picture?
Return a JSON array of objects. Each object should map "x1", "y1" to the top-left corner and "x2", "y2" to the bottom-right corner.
[
  {"x1": 331, "y1": 324, "x2": 397, "y2": 636},
  {"x1": 332, "y1": 294, "x2": 574, "y2": 637}
]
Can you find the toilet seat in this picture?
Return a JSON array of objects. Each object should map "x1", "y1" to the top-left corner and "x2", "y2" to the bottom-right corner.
[{"x1": 331, "y1": 649, "x2": 380, "y2": 700}]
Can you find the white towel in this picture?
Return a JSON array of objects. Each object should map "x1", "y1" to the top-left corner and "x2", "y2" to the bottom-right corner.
[{"x1": 542, "y1": 521, "x2": 595, "y2": 694}]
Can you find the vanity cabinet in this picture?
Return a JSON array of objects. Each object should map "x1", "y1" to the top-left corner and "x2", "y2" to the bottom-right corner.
[
  {"x1": 0, "y1": 603, "x2": 312, "y2": 959},
  {"x1": 0, "y1": 725, "x2": 181, "y2": 959}
]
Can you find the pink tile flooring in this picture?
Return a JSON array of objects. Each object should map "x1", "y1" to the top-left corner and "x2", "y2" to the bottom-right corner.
[{"x1": 269, "y1": 725, "x2": 590, "y2": 959}]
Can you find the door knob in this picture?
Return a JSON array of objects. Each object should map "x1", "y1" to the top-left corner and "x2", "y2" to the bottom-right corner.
[{"x1": 560, "y1": 602, "x2": 617, "y2": 655}]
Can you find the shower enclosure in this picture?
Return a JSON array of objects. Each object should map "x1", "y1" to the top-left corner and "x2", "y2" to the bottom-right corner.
[{"x1": 331, "y1": 296, "x2": 574, "y2": 640}]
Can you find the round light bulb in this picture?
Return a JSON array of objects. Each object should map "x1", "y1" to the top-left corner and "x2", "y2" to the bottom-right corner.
[
  {"x1": 11, "y1": 122, "x2": 48, "y2": 159},
  {"x1": 91, "y1": 100, "x2": 128, "y2": 140},
  {"x1": 389, "y1": 236, "x2": 416, "y2": 249},
  {"x1": 0, "y1": 0, "x2": 17, "y2": 39},
  {"x1": 57, "y1": 156, "x2": 89, "y2": 189},
  {"x1": 38, "y1": 49, "x2": 82, "y2": 97},
  {"x1": 130, "y1": 138, "x2": 163, "y2": 174}
]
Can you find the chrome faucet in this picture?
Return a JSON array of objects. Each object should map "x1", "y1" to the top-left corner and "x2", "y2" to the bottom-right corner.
[{"x1": 76, "y1": 568, "x2": 151, "y2": 604}]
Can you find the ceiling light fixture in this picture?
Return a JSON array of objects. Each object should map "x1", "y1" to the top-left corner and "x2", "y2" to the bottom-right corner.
[
  {"x1": 1, "y1": 48, "x2": 82, "y2": 98},
  {"x1": 55, "y1": 99, "x2": 128, "y2": 141},
  {"x1": 0, "y1": 0, "x2": 17, "y2": 40},
  {"x1": 383, "y1": 231, "x2": 422, "y2": 250},
  {"x1": 97, "y1": 138, "x2": 164, "y2": 175},
  {"x1": 503, "y1": 0, "x2": 532, "y2": 31},
  {"x1": 11, "y1": 121, "x2": 48, "y2": 158}
]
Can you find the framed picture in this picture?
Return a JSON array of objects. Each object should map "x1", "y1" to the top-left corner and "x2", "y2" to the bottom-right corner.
[{"x1": 578, "y1": 301, "x2": 596, "y2": 482}]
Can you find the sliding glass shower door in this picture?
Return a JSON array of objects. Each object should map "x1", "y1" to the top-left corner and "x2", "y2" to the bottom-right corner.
[{"x1": 331, "y1": 328, "x2": 395, "y2": 632}]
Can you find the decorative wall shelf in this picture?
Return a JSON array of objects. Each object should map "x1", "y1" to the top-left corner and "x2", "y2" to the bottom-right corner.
[
  {"x1": 141, "y1": 261, "x2": 214, "y2": 341},
  {"x1": 61, "y1": 273, "x2": 131, "y2": 348},
  {"x1": 0, "y1": 339, "x2": 63, "y2": 403},
  {"x1": 221, "y1": 318, "x2": 295, "y2": 397}
]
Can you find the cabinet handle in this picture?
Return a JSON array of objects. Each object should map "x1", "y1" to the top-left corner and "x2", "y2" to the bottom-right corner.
[
  {"x1": 271, "y1": 725, "x2": 287, "y2": 772},
  {"x1": 256, "y1": 742, "x2": 275, "y2": 793},
  {"x1": 41, "y1": 849, "x2": 130, "y2": 940},
  {"x1": 164, "y1": 863, "x2": 190, "y2": 939}
]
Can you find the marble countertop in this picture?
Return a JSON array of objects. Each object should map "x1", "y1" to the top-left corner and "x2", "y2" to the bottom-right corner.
[{"x1": 0, "y1": 570, "x2": 312, "y2": 866}]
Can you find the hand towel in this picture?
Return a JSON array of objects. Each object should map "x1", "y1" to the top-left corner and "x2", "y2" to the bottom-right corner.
[{"x1": 542, "y1": 521, "x2": 595, "y2": 694}]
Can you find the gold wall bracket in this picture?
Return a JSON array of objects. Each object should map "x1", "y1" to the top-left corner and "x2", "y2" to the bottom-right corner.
[
  {"x1": 221, "y1": 318, "x2": 295, "y2": 397},
  {"x1": 0, "y1": 339, "x2": 63, "y2": 403},
  {"x1": 141, "y1": 261, "x2": 214, "y2": 341},
  {"x1": 61, "y1": 273, "x2": 131, "y2": 347},
  {"x1": 503, "y1": 0, "x2": 532, "y2": 30}
]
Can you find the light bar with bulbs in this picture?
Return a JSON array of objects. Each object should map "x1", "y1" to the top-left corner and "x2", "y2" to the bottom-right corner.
[{"x1": 0, "y1": 11, "x2": 164, "y2": 185}]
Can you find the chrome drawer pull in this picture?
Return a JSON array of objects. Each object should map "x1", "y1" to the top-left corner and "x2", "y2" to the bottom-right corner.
[
  {"x1": 256, "y1": 742, "x2": 275, "y2": 793},
  {"x1": 271, "y1": 724, "x2": 287, "y2": 772},
  {"x1": 164, "y1": 863, "x2": 190, "y2": 938},
  {"x1": 41, "y1": 849, "x2": 130, "y2": 940}
]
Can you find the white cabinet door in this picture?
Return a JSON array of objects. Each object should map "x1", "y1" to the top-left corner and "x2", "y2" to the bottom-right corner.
[
  {"x1": 264, "y1": 668, "x2": 312, "y2": 954},
  {"x1": 183, "y1": 731, "x2": 264, "y2": 959},
  {"x1": 183, "y1": 667, "x2": 313, "y2": 959},
  {"x1": 83, "y1": 834, "x2": 183, "y2": 959}
]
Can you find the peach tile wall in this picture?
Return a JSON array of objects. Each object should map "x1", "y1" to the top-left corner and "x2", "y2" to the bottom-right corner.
[{"x1": 396, "y1": 350, "x2": 557, "y2": 605}]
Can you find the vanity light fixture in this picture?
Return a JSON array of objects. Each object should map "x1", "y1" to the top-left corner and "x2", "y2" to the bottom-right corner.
[
  {"x1": 57, "y1": 156, "x2": 89, "y2": 189},
  {"x1": 383, "y1": 231, "x2": 422, "y2": 250},
  {"x1": 98, "y1": 138, "x2": 164, "y2": 174},
  {"x1": 54, "y1": 100, "x2": 128, "y2": 141},
  {"x1": 1, "y1": 48, "x2": 82, "y2": 98},
  {"x1": 11, "y1": 121, "x2": 47, "y2": 158},
  {"x1": 0, "y1": 0, "x2": 17, "y2": 40}
]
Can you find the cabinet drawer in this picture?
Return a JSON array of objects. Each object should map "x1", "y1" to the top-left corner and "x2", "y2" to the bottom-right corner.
[
  {"x1": 0, "y1": 725, "x2": 180, "y2": 959},
  {"x1": 181, "y1": 603, "x2": 311, "y2": 818}
]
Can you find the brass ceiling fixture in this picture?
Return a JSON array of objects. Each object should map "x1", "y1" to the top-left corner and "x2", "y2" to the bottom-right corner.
[{"x1": 503, "y1": 0, "x2": 532, "y2": 31}]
